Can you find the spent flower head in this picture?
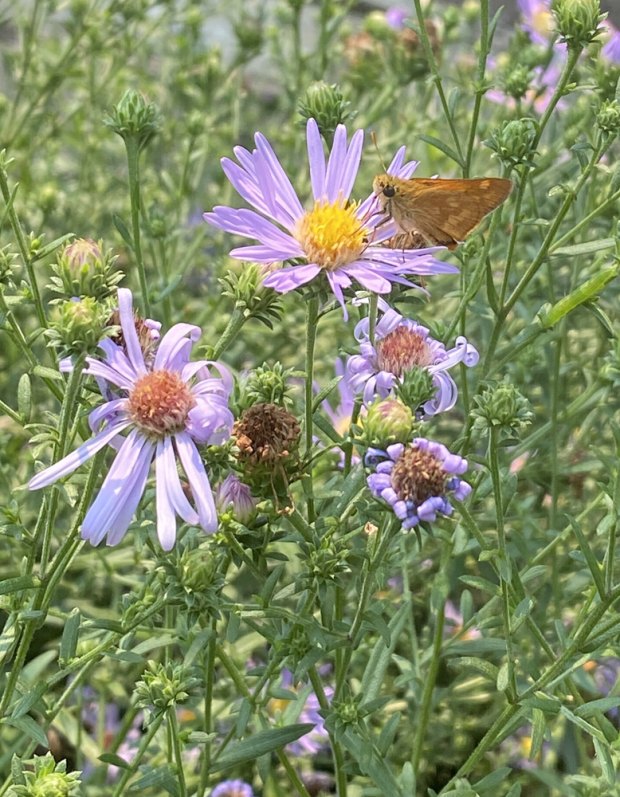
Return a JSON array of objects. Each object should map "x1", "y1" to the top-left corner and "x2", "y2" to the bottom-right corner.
[
  {"x1": 204, "y1": 119, "x2": 455, "y2": 319},
  {"x1": 29, "y1": 288, "x2": 233, "y2": 551},
  {"x1": 365, "y1": 438, "x2": 471, "y2": 530},
  {"x1": 346, "y1": 307, "x2": 479, "y2": 414}
]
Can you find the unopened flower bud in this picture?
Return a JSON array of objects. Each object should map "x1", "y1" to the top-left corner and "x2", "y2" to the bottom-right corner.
[
  {"x1": 551, "y1": 0, "x2": 604, "y2": 49},
  {"x1": 10, "y1": 753, "x2": 81, "y2": 797},
  {"x1": 485, "y1": 118, "x2": 539, "y2": 168},
  {"x1": 471, "y1": 380, "x2": 533, "y2": 438},
  {"x1": 135, "y1": 661, "x2": 198, "y2": 712},
  {"x1": 103, "y1": 89, "x2": 161, "y2": 151},
  {"x1": 503, "y1": 64, "x2": 533, "y2": 100},
  {"x1": 52, "y1": 238, "x2": 120, "y2": 299},
  {"x1": 243, "y1": 362, "x2": 295, "y2": 408},
  {"x1": 363, "y1": 398, "x2": 414, "y2": 445},
  {"x1": 298, "y1": 82, "x2": 351, "y2": 142},
  {"x1": 216, "y1": 474, "x2": 258, "y2": 524},
  {"x1": 596, "y1": 98, "x2": 620, "y2": 136},
  {"x1": 48, "y1": 297, "x2": 109, "y2": 356}
]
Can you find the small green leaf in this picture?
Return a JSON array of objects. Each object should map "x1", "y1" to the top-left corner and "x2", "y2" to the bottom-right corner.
[
  {"x1": 0, "y1": 576, "x2": 36, "y2": 596},
  {"x1": 5, "y1": 715, "x2": 48, "y2": 748},
  {"x1": 418, "y1": 134, "x2": 464, "y2": 168},
  {"x1": 59, "y1": 607, "x2": 81, "y2": 663},
  {"x1": 113, "y1": 214, "x2": 134, "y2": 249}
]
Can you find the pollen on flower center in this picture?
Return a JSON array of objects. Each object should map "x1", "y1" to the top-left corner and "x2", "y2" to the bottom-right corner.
[
  {"x1": 377, "y1": 326, "x2": 432, "y2": 376},
  {"x1": 391, "y1": 446, "x2": 447, "y2": 504},
  {"x1": 128, "y1": 370, "x2": 195, "y2": 436},
  {"x1": 295, "y1": 199, "x2": 367, "y2": 270}
]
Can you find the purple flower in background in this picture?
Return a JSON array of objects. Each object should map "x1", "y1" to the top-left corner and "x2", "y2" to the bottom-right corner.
[
  {"x1": 346, "y1": 307, "x2": 478, "y2": 413},
  {"x1": 365, "y1": 439, "x2": 471, "y2": 529},
  {"x1": 269, "y1": 670, "x2": 331, "y2": 757},
  {"x1": 204, "y1": 119, "x2": 455, "y2": 318},
  {"x1": 518, "y1": 0, "x2": 555, "y2": 44},
  {"x1": 29, "y1": 288, "x2": 234, "y2": 551},
  {"x1": 602, "y1": 21, "x2": 620, "y2": 63},
  {"x1": 321, "y1": 358, "x2": 356, "y2": 437},
  {"x1": 211, "y1": 780, "x2": 254, "y2": 797},
  {"x1": 385, "y1": 6, "x2": 408, "y2": 29}
]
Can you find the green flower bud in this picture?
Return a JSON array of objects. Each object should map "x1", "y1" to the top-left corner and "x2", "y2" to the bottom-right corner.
[
  {"x1": 218, "y1": 262, "x2": 282, "y2": 329},
  {"x1": 363, "y1": 398, "x2": 414, "y2": 446},
  {"x1": 10, "y1": 753, "x2": 81, "y2": 797},
  {"x1": 397, "y1": 366, "x2": 436, "y2": 413},
  {"x1": 48, "y1": 297, "x2": 109, "y2": 356},
  {"x1": 502, "y1": 64, "x2": 533, "y2": 100},
  {"x1": 50, "y1": 238, "x2": 120, "y2": 299},
  {"x1": 103, "y1": 89, "x2": 161, "y2": 151},
  {"x1": 471, "y1": 380, "x2": 534, "y2": 439},
  {"x1": 233, "y1": 16, "x2": 263, "y2": 56},
  {"x1": 0, "y1": 244, "x2": 17, "y2": 284},
  {"x1": 298, "y1": 82, "x2": 351, "y2": 142},
  {"x1": 364, "y1": 11, "x2": 393, "y2": 38},
  {"x1": 135, "y1": 661, "x2": 198, "y2": 712},
  {"x1": 551, "y1": 0, "x2": 605, "y2": 49},
  {"x1": 596, "y1": 98, "x2": 620, "y2": 136},
  {"x1": 485, "y1": 118, "x2": 539, "y2": 169},
  {"x1": 242, "y1": 362, "x2": 295, "y2": 409}
]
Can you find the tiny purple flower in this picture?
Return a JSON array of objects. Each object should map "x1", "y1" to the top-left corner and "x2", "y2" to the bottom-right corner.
[
  {"x1": 518, "y1": 0, "x2": 555, "y2": 44},
  {"x1": 346, "y1": 307, "x2": 478, "y2": 413},
  {"x1": 211, "y1": 780, "x2": 254, "y2": 797},
  {"x1": 29, "y1": 288, "x2": 234, "y2": 551},
  {"x1": 365, "y1": 438, "x2": 471, "y2": 529},
  {"x1": 270, "y1": 670, "x2": 331, "y2": 757},
  {"x1": 204, "y1": 119, "x2": 456, "y2": 319}
]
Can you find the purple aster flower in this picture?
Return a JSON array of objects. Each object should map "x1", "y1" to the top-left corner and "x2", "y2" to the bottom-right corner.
[
  {"x1": 204, "y1": 119, "x2": 456, "y2": 318},
  {"x1": 211, "y1": 779, "x2": 254, "y2": 797},
  {"x1": 346, "y1": 307, "x2": 478, "y2": 414},
  {"x1": 444, "y1": 600, "x2": 481, "y2": 641},
  {"x1": 269, "y1": 670, "x2": 331, "y2": 757},
  {"x1": 29, "y1": 288, "x2": 234, "y2": 551},
  {"x1": 321, "y1": 357, "x2": 356, "y2": 436},
  {"x1": 365, "y1": 438, "x2": 471, "y2": 530}
]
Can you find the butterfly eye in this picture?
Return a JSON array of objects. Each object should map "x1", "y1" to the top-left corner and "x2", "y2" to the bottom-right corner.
[{"x1": 382, "y1": 185, "x2": 396, "y2": 198}]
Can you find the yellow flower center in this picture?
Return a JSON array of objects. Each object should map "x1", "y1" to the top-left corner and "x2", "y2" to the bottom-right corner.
[
  {"x1": 295, "y1": 199, "x2": 368, "y2": 271},
  {"x1": 532, "y1": 7, "x2": 553, "y2": 37}
]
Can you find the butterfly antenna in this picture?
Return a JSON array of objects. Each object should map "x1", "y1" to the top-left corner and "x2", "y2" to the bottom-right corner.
[{"x1": 370, "y1": 131, "x2": 388, "y2": 172}]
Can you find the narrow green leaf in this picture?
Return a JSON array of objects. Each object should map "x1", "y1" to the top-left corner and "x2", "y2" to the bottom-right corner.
[
  {"x1": 17, "y1": 373, "x2": 31, "y2": 422},
  {"x1": 340, "y1": 727, "x2": 401, "y2": 796},
  {"x1": 30, "y1": 233, "x2": 75, "y2": 263},
  {"x1": 99, "y1": 753, "x2": 131, "y2": 769},
  {"x1": 593, "y1": 736, "x2": 615, "y2": 784},
  {"x1": 472, "y1": 767, "x2": 512, "y2": 791},
  {"x1": 59, "y1": 607, "x2": 81, "y2": 663},
  {"x1": 574, "y1": 696, "x2": 620, "y2": 718},
  {"x1": 312, "y1": 376, "x2": 343, "y2": 413},
  {"x1": 530, "y1": 707, "x2": 546, "y2": 759},
  {"x1": 210, "y1": 724, "x2": 314, "y2": 771},
  {"x1": 568, "y1": 517, "x2": 606, "y2": 599},
  {"x1": 32, "y1": 365, "x2": 63, "y2": 382},
  {"x1": 129, "y1": 765, "x2": 180, "y2": 795},
  {"x1": 538, "y1": 266, "x2": 618, "y2": 329},
  {"x1": 559, "y1": 705, "x2": 607, "y2": 742},
  {"x1": 5, "y1": 715, "x2": 48, "y2": 748},
  {"x1": 113, "y1": 214, "x2": 134, "y2": 249},
  {"x1": 11, "y1": 682, "x2": 48, "y2": 719},
  {"x1": 418, "y1": 134, "x2": 464, "y2": 168},
  {"x1": 551, "y1": 238, "x2": 615, "y2": 256},
  {"x1": 360, "y1": 603, "x2": 409, "y2": 702},
  {"x1": 453, "y1": 656, "x2": 499, "y2": 682}
]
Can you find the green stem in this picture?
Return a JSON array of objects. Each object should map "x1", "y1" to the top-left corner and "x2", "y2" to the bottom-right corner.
[
  {"x1": 304, "y1": 295, "x2": 319, "y2": 523},
  {"x1": 168, "y1": 707, "x2": 187, "y2": 797},
  {"x1": 464, "y1": 0, "x2": 490, "y2": 177},
  {"x1": 124, "y1": 137, "x2": 151, "y2": 316},
  {"x1": 198, "y1": 620, "x2": 217, "y2": 797},
  {"x1": 308, "y1": 666, "x2": 347, "y2": 797},
  {"x1": 111, "y1": 713, "x2": 166, "y2": 797},
  {"x1": 210, "y1": 307, "x2": 247, "y2": 360},
  {"x1": 0, "y1": 162, "x2": 46, "y2": 328},
  {"x1": 412, "y1": 597, "x2": 446, "y2": 772},
  {"x1": 489, "y1": 426, "x2": 517, "y2": 700},
  {"x1": 413, "y1": 0, "x2": 464, "y2": 165}
]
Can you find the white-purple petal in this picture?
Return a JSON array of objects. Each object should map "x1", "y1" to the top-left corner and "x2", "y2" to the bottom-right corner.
[
  {"x1": 175, "y1": 432, "x2": 218, "y2": 533},
  {"x1": 117, "y1": 288, "x2": 147, "y2": 376}
]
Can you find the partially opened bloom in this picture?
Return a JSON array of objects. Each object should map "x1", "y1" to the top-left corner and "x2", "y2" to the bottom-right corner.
[
  {"x1": 365, "y1": 439, "x2": 470, "y2": 529},
  {"x1": 29, "y1": 289, "x2": 233, "y2": 551},
  {"x1": 346, "y1": 307, "x2": 478, "y2": 413},
  {"x1": 204, "y1": 119, "x2": 455, "y2": 317},
  {"x1": 211, "y1": 780, "x2": 254, "y2": 797}
]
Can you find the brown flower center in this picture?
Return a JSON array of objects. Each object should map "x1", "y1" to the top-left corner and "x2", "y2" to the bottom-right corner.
[
  {"x1": 128, "y1": 370, "x2": 195, "y2": 436},
  {"x1": 376, "y1": 326, "x2": 432, "y2": 377},
  {"x1": 390, "y1": 446, "x2": 447, "y2": 504}
]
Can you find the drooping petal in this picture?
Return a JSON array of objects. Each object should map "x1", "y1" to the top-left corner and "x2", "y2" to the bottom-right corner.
[
  {"x1": 175, "y1": 432, "x2": 218, "y2": 533},
  {"x1": 28, "y1": 420, "x2": 131, "y2": 490},
  {"x1": 262, "y1": 263, "x2": 321, "y2": 292},
  {"x1": 154, "y1": 323, "x2": 200, "y2": 372},
  {"x1": 103, "y1": 445, "x2": 153, "y2": 547},
  {"x1": 81, "y1": 430, "x2": 154, "y2": 545}
]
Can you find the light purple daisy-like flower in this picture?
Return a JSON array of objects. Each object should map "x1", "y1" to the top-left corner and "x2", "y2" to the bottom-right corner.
[
  {"x1": 346, "y1": 307, "x2": 478, "y2": 414},
  {"x1": 321, "y1": 357, "x2": 356, "y2": 437},
  {"x1": 365, "y1": 438, "x2": 471, "y2": 530},
  {"x1": 271, "y1": 670, "x2": 331, "y2": 757},
  {"x1": 29, "y1": 288, "x2": 234, "y2": 551},
  {"x1": 211, "y1": 779, "x2": 254, "y2": 797},
  {"x1": 204, "y1": 118, "x2": 456, "y2": 318}
]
